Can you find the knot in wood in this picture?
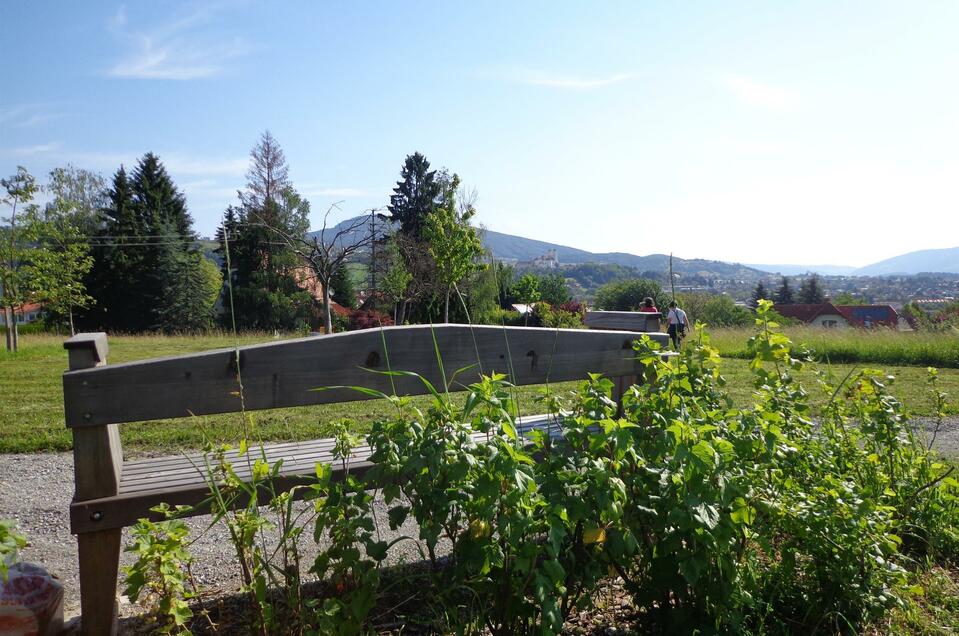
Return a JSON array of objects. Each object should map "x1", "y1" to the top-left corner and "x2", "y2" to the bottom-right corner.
[
  {"x1": 366, "y1": 351, "x2": 381, "y2": 367},
  {"x1": 526, "y1": 349, "x2": 538, "y2": 370}
]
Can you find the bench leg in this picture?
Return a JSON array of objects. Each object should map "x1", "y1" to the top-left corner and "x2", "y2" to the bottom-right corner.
[{"x1": 78, "y1": 528, "x2": 121, "y2": 636}]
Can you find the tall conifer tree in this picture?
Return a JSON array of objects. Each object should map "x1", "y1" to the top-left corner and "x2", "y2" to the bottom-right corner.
[
  {"x1": 774, "y1": 276, "x2": 794, "y2": 305},
  {"x1": 219, "y1": 132, "x2": 313, "y2": 330},
  {"x1": 87, "y1": 155, "x2": 211, "y2": 331}
]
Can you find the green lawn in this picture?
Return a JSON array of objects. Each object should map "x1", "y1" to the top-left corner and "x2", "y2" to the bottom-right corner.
[
  {"x1": 708, "y1": 325, "x2": 959, "y2": 368},
  {"x1": 2, "y1": 332, "x2": 958, "y2": 454}
]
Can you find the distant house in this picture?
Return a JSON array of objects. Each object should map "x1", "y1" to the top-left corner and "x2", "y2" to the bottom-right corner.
[
  {"x1": 773, "y1": 303, "x2": 904, "y2": 329},
  {"x1": 291, "y1": 266, "x2": 351, "y2": 326},
  {"x1": 0, "y1": 302, "x2": 43, "y2": 327},
  {"x1": 774, "y1": 303, "x2": 849, "y2": 328}
]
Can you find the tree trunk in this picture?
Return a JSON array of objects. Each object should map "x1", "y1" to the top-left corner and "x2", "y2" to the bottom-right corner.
[
  {"x1": 11, "y1": 310, "x2": 18, "y2": 352},
  {"x1": 68, "y1": 307, "x2": 76, "y2": 337},
  {"x1": 3, "y1": 307, "x2": 11, "y2": 352},
  {"x1": 443, "y1": 289, "x2": 450, "y2": 323},
  {"x1": 398, "y1": 299, "x2": 408, "y2": 326},
  {"x1": 322, "y1": 283, "x2": 333, "y2": 334}
]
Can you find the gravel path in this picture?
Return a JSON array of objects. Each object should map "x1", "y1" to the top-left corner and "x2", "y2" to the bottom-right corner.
[
  {"x1": 1, "y1": 417, "x2": 957, "y2": 629},
  {"x1": 0, "y1": 451, "x2": 444, "y2": 626}
]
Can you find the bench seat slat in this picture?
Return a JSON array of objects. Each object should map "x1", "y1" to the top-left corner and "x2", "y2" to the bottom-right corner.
[
  {"x1": 120, "y1": 437, "x2": 340, "y2": 476},
  {"x1": 71, "y1": 415, "x2": 562, "y2": 534}
]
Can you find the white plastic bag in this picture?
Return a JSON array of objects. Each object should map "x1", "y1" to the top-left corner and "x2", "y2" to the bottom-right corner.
[{"x1": 0, "y1": 563, "x2": 64, "y2": 636}]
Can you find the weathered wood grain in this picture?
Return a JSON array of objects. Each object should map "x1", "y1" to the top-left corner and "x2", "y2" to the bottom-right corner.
[
  {"x1": 64, "y1": 325, "x2": 666, "y2": 428},
  {"x1": 65, "y1": 333, "x2": 122, "y2": 636}
]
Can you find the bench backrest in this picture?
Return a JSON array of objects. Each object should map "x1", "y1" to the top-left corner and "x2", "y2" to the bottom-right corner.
[
  {"x1": 62, "y1": 323, "x2": 668, "y2": 518},
  {"x1": 63, "y1": 324, "x2": 666, "y2": 428}
]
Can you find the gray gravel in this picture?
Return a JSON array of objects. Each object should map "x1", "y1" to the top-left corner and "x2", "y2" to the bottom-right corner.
[
  {"x1": 0, "y1": 451, "x2": 444, "y2": 625},
  {"x1": 1, "y1": 417, "x2": 957, "y2": 627}
]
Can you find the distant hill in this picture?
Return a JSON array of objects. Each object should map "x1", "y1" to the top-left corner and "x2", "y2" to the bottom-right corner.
[
  {"x1": 320, "y1": 217, "x2": 767, "y2": 279},
  {"x1": 315, "y1": 216, "x2": 767, "y2": 279},
  {"x1": 747, "y1": 247, "x2": 959, "y2": 277},
  {"x1": 747, "y1": 263, "x2": 858, "y2": 276},
  {"x1": 478, "y1": 228, "x2": 765, "y2": 278},
  {"x1": 309, "y1": 218, "x2": 959, "y2": 279},
  {"x1": 853, "y1": 247, "x2": 959, "y2": 276}
]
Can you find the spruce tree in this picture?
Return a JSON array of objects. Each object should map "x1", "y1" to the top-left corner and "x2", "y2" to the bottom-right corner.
[
  {"x1": 86, "y1": 155, "x2": 207, "y2": 332},
  {"x1": 798, "y1": 274, "x2": 825, "y2": 304},
  {"x1": 750, "y1": 281, "x2": 769, "y2": 309},
  {"x1": 86, "y1": 166, "x2": 141, "y2": 330},
  {"x1": 222, "y1": 132, "x2": 313, "y2": 331},
  {"x1": 774, "y1": 276, "x2": 794, "y2": 305},
  {"x1": 330, "y1": 262, "x2": 357, "y2": 309},
  {"x1": 388, "y1": 152, "x2": 441, "y2": 240}
]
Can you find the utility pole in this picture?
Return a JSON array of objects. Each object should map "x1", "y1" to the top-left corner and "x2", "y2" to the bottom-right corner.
[{"x1": 369, "y1": 209, "x2": 377, "y2": 294}]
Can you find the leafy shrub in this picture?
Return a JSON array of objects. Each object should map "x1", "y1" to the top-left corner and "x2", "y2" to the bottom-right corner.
[
  {"x1": 479, "y1": 306, "x2": 527, "y2": 326},
  {"x1": 124, "y1": 505, "x2": 196, "y2": 633},
  {"x1": 558, "y1": 300, "x2": 586, "y2": 318},
  {"x1": 594, "y1": 278, "x2": 668, "y2": 312},
  {"x1": 347, "y1": 308, "x2": 393, "y2": 331},
  {"x1": 531, "y1": 302, "x2": 583, "y2": 329}
]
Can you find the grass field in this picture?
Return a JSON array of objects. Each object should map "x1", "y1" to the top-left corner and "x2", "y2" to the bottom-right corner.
[
  {"x1": 708, "y1": 325, "x2": 959, "y2": 368},
  {"x1": 1, "y1": 331, "x2": 958, "y2": 454}
]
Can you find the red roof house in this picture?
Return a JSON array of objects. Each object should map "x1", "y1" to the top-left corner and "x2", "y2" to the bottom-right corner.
[{"x1": 774, "y1": 303, "x2": 902, "y2": 328}]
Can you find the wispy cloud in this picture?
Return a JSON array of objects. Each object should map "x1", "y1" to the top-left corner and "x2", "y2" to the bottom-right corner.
[
  {"x1": 107, "y1": 4, "x2": 248, "y2": 80},
  {"x1": 505, "y1": 70, "x2": 638, "y2": 91},
  {"x1": 0, "y1": 105, "x2": 64, "y2": 128},
  {"x1": 0, "y1": 143, "x2": 246, "y2": 180},
  {"x1": 10, "y1": 142, "x2": 63, "y2": 155},
  {"x1": 719, "y1": 74, "x2": 800, "y2": 112}
]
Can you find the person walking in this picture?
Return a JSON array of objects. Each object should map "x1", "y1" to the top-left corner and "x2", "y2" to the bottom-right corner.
[
  {"x1": 665, "y1": 300, "x2": 688, "y2": 349},
  {"x1": 638, "y1": 297, "x2": 658, "y2": 313}
]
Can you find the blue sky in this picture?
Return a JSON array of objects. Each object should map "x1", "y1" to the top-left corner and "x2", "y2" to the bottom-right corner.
[{"x1": 2, "y1": 1, "x2": 958, "y2": 267}]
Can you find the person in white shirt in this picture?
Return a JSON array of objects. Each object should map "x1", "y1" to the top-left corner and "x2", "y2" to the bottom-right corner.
[{"x1": 665, "y1": 300, "x2": 688, "y2": 349}]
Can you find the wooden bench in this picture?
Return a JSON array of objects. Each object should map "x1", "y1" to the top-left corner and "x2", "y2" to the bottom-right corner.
[
  {"x1": 584, "y1": 310, "x2": 662, "y2": 334},
  {"x1": 62, "y1": 323, "x2": 668, "y2": 634}
]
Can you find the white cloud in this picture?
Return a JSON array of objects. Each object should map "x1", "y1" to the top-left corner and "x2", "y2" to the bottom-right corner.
[
  {"x1": 107, "y1": 4, "x2": 248, "y2": 80},
  {"x1": 507, "y1": 70, "x2": 637, "y2": 90},
  {"x1": 719, "y1": 74, "x2": 800, "y2": 112},
  {"x1": 0, "y1": 106, "x2": 63, "y2": 128},
  {"x1": 10, "y1": 142, "x2": 62, "y2": 155},
  {"x1": 0, "y1": 144, "x2": 246, "y2": 180}
]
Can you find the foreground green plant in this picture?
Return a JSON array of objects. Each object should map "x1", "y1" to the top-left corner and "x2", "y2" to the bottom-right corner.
[
  {"x1": 0, "y1": 519, "x2": 28, "y2": 582},
  {"x1": 124, "y1": 505, "x2": 196, "y2": 634}
]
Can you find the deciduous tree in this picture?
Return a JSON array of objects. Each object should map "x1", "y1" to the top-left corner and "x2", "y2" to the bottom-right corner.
[
  {"x1": 594, "y1": 278, "x2": 667, "y2": 312},
  {"x1": 1, "y1": 167, "x2": 40, "y2": 351},
  {"x1": 35, "y1": 166, "x2": 105, "y2": 334},
  {"x1": 424, "y1": 175, "x2": 483, "y2": 322},
  {"x1": 257, "y1": 206, "x2": 373, "y2": 334}
]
